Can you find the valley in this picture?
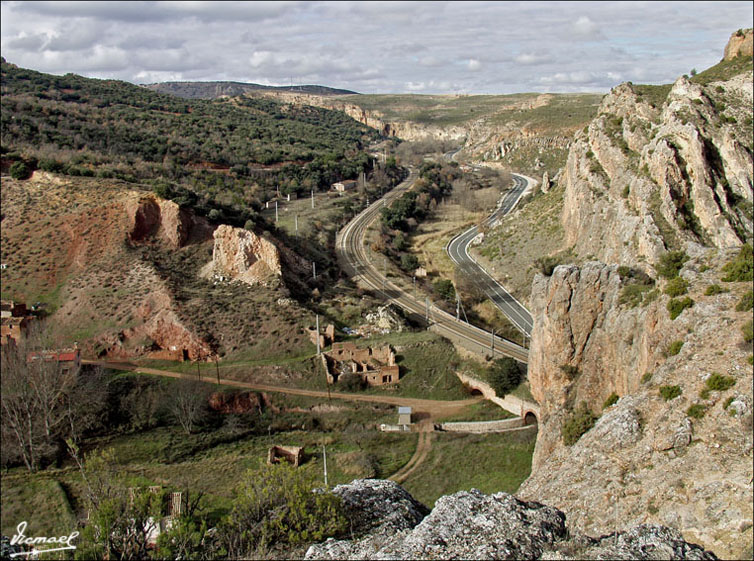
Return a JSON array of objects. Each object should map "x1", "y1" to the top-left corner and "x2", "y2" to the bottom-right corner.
[{"x1": 1, "y1": 25, "x2": 752, "y2": 561}]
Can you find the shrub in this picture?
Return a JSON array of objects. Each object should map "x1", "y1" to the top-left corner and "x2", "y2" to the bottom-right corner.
[
  {"x1": 9, "y1": 160, "x2": 31, "y2": 180},
  {"x1": 724, "y1": 396, "x2": 735, "y2": 409},
  {"x1": 603, "y1": 392, "x2": 619, "y2": 409},
  {"x1": 561, "y1": 402, "x2": 597, "y2": 446},
  {"x1": 704, "y1": 284, "x2": 728, "y2": 295},
  {"x1": 735, "y1": 290, "x2": 753, "y2": 311},
  {"x1": 641, "y1": 371, "x2": 653, "y2": 384},
  {"x1": 656, "y1": 250, "x2": 688, "y2": 279},
  {"x1": 664, "y1": 277, "x2": 688, "y2": 297},
  {"x1": 218, "y1": 464, "x2": 347, "y2": 556},
  {"x1": 338, "y1": 372, "x2": 367, "y2": 392},
  {"x1": 667, "y1": 340, "x2": 684, "y2": 356},
  {"x1": 659, "y1": 385, "x2": 682, "y2": 401},
  {"x1": 488, "y1": 357, "x2": 523, "y2": 397},
  {"x1": 667, "y1": 297, "x2": 694, "y2": 320},
  {"x1": 433, "y1": 279, "x2": 456, "y2": 303},
  {"x1": 743, "y1": 320, "x2": 753, "y2": 343},
  {"x1": 686, "y1": 403, "x2": 707, "y2": 419},
  {"x1": 559, "y1": 364, "x2": 580, "y2": 380},
  {"x1": 535, "y1": 256, "x2": 561, "y2": 276},
  {"x1": 722, "y1": 244, "x2": 753, "y2": 282},
  {"x1": 706, "y1": 372, "x2": 736, "y2": 392},
  {"x1": 400, "y1": 253, "x2": 419, "y2": 272}
]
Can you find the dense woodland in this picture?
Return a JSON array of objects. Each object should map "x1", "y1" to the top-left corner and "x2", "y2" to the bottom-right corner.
[{"x1": 0, "y1": 58, "x2": 381, "y2": 223}]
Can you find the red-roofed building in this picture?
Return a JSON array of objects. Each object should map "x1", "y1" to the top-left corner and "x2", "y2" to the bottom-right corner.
[{"x1": 27, "y1": 348, "x2": 81, "y2": 373}]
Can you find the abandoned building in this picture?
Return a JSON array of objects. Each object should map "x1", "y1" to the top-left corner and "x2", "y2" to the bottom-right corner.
[
  {"x1": 0, "y1": 300, "x2": 28, "y2": 318},
  {"x1": 1, "y1": 316, "x2": 30, "y2": 345},
  {"x1": 27, "y1": 348, "x2": 81, "y2": 373},
  {"x1": 124, "y1": 487, "x2": 186, "y2": 546},
  {"x1": 307, "y1": 323, "x2": 336, "y2": 349},
  {"x1": 332, "y1": 179, "x2": 358, "y2": 192},
  {"x1": 322, "y1": 342, "x2": 399, "y2": 386},
  {"x1": 268, "y1": 445, "x2": 304, "y2": 467}
]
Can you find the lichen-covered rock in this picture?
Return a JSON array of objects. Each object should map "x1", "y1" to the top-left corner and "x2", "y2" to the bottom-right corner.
[{"x1": 306, "y1": 481, "x2": 717, "y2": 560}]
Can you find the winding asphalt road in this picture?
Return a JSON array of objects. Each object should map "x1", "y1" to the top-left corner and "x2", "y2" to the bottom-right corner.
[
  {"x1": 446, "y1": 174, "x2": 534, "y2": 336},
  {"x1": 336, "y1": 170, "x2": 529, "y2": 363}
]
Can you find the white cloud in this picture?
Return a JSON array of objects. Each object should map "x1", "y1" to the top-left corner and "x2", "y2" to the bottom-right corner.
[
  {"x1": 467, "y1": 59, "x2": 482, "y2": 71},
  {"x1": 571, "y1": 15, "x2": 603, "y2": 40}
]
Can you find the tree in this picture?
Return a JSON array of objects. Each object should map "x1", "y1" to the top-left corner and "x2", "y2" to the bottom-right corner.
[
  {"x1": 433, "y1": 279, "x2": 456, "y2": 303},
  {"x1": 10, "y1": 160, "x2": 31, "y2": 179},
  {"x1": 400, "y1": 253, "x2": 420, "y2": 272},
  {"x1": 169, "y1": 379, "x2": 209, "y2": 434},
  {"x1": 0, "y1": 325, "x2": 82, "y2": 471},
  {"x1": 488, "y1": 357, "x2": 523, "y2": 397}
]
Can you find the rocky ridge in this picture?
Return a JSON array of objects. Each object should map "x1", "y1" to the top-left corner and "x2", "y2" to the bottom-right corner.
[
  {"x1": 305, "y1": 479, "x2": 716, "y2": 560},
  {"x1": 560, "y1": 71, "x2": 752, "y2": 271}
]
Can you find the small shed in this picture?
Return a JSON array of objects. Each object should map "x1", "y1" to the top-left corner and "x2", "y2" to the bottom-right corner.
[{"x1": 398, "y1": 406, "x2": 412, "y2": 425}]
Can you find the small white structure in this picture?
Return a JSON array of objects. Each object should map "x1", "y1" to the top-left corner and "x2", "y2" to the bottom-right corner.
[
  {"x1": 398, "y1": 406, "x2": 412, "y2": 426},
  {"x1": 332, "y1": 180, "x2": 358, "y2": 192}
]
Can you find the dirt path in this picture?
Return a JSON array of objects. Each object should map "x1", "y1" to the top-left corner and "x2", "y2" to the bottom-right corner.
[
  {"x1": 389, "y1": 420, "x2": 434, "y2": 484},
  {"x1": 86, "y1": 360, "x2": 481, "y2": 420}
]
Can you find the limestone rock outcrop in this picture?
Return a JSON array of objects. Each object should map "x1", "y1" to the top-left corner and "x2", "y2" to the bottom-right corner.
[
  {"x1": 520, "y1": 255, "x2": 753, "y2": 559},
  {"x1": 209, "y1": 225, "x2": 284, "y2": 286},
  {"x1": 127, "y1": 195, "x2": 212, "y2": 248},
  {"x1": 560, "y1": 71, "x2": 752, "y2": 272},
  {"x1": 305, "y1": 479, "x2": 716, "y2": 560},
  {"x1": 724, "y1": 28, "x2": 753, "y2": 60}
]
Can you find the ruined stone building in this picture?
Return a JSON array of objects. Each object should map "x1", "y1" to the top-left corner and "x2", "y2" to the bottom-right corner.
[
  {"x1": 322, "y1": 342, "x2": 399, "y2": 386},
  {"x1": 268, "y1": 445, "x2": 304, "y2": 466}
]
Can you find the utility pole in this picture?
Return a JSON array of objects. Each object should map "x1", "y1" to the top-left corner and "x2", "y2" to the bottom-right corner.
[
  {"x1": 311, "y1": 190, "x2": 315, "y2": 209},
  {"x1": 322, "y1": 444, "x2": 329, "y2": 488},
  {"x1": 196, "y1": 361, "x2": 201, "y2": 380},
  {"x1": 312, "y1": 262, "x2": 316, "y2": 280},
  {"x1": 491, "y1": 329, "x2": 495, "y2": 356},
  {"x1": 295, "y1": 214, "x2": 298, "y2": 237},
  {"x1": 413, "y1": 275, "x2": 416, "y2": 299},
  {"x1": 456, "y1": 292, "x2": 460, "y2": 321},
  {"x1": 425, "y1": 298, "x2": 430, "y2": 325},
  {"x1": 316, "y1": 314, "x2": 321, "y2": 356},
  {"x1": 215, "y1": 356, "x2": 220, "y2": 386},
  {"x1": 275, "y1": 200, "x2": 278, "y2": 223}
]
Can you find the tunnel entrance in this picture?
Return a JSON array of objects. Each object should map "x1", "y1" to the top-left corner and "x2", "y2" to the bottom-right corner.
[{"x1": 524, "y1": 411, "x2": 539, "y2": 426}]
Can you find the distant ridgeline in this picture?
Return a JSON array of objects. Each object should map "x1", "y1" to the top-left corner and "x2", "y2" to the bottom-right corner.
[
  {"x1": 143, "y1": 80, "x2": 358, "y2": 99},
  {"x1": 0, "y1": 58, "x2": 379, "y2": 225}
]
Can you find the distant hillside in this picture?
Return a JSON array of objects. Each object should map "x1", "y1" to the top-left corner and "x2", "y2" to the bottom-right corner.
[
  {"x1": 143, "y1": 80, "x2": 358, "y2": 99},
  {"x1": 0, "y1": 60, "x2": 378, "y2": 216}
]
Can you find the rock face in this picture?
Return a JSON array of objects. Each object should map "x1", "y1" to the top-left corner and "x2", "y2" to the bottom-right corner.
[
  {"x1": 724, "y1": 28, "x2": 753, "y2": 60},
  {"x1": 521, "y1": 254, "x2": 753, "y2": 559},
  {"x1": 305, "y1": 479, "x2": 716, "y2": 560},
  {"x1": 560, "y1": 72, "x2": 752, "y2": 271},
  {"x1": 210, "y1": 225, "x2": 284, "y2": 286},
  {"x1": 127, "y1": 196, "x2": 212, "y2": 248}
]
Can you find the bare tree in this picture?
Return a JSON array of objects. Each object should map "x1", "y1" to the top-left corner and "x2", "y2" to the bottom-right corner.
[{"x1": 169, "y1": 379, "x2": 209, "y2": 434}]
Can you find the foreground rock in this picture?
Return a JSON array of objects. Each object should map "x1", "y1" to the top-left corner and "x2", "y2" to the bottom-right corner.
[{"x1": 305, "y1": 480, "x2": 716, "y2": 560}]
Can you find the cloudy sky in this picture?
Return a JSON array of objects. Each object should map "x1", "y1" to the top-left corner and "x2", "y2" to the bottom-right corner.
[{"x1": 1, "y1": 1, "x2": 751, "y2": 94}]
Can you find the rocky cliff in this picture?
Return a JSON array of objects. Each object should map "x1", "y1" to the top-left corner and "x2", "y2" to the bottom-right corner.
[
  {"x1": 519, "y1": 237, "x2": 753, "y2": 560},
  {"x1": 560, "y1": 71, "x2": 752, "y2": 271},
  {"x1": 305, "y1": 479, "x2": 716, "y2": 560},
  {"x1": 724, "y1": 28, "x2": 753, "y2": 61},
  {"x1": 517, "y1": 37, "x2": 753, "y2": 559}
]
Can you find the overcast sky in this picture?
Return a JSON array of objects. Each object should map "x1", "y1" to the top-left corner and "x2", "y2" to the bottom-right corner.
[{"x1": 1, "y1": 1, "x2": 751, "y2": 94}]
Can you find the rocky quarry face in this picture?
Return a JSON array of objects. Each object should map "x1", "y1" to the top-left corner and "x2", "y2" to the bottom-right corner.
[
  {"x1": 209, "y1": 224, "x2": 284, "y2": 286},
  {"x1": 305, "y1": 479, "x2": 716, "y2": 560}
]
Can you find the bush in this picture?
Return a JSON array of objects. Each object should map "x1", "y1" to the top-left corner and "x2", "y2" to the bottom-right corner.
[
  {"x1": 9, "y1": 160, "x2": 31, "y2": 180},
  {"x1": 561, "y1": 402, "x2": 597, "y2": 446},
  {"x1": 664, "y1": 277, "x2": 688, "y2": 297},
  {"x1": 535, "y1": 256, "x2": 561, "y2": 276},
  {"x1": 686, "y1": 403, "x2": 707, "y2": 419},
  {"x1": 399, "y1": 253, "x2": 420, "y2": 272},
  {"x1": 743, "y1": 320, "x2": 753, "y2": 343},
  {"x1": 433, "y1": 279, "x2": 456, "y2": 303},
  {"x1": 641, "y1": 371, "x2": 653, "y2": 384},
  {"x1": 659, "y1": 385, "x2": 682, "y2": 401},
  {"x1": 704, "y1": 284, "x2": 728, "y2": 295},
  {"x1": 218, "y1": 464, "x2": 347, "y2": 556},
  {"x1": 559, "y1": 364, "x2": 580, "y2": 380},
  {"x1": 338, "y1": 372, "x2": 367, "y2": 392},
  {"x1": 667, "y1": 340, "x2": 684, "y2": 356},
  {"x1": 656, "y1": 250, "x2": 688, "y2": 279},
  {"x1": 488, "y1": 357, "x2": 523, "y2": 397},
  {"x1": 722, "y1": 244, "x2": 753, "y2": 282},
  {"x1": 705, "y1": 372, "x2": 736, "y2": 392},
  {"x1": 735, "y1": 290, "x2": 753, "y2": 311},
  {"x1": 667, "y1": 297, "x2": 694, "y2": 320},
  {"x1": 603, "y1": 392, "x2": 619, "y2": 409}
]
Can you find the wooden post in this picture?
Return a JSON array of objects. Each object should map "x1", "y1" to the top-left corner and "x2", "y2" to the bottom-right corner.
[{"x1": 215, "y1": 356, "x2": 220, "y2": 386}]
